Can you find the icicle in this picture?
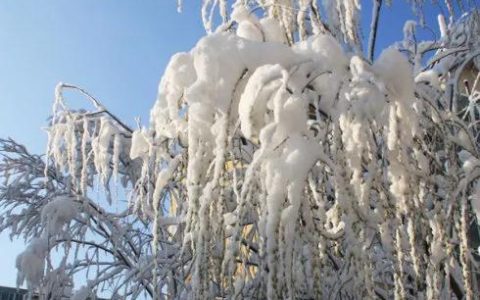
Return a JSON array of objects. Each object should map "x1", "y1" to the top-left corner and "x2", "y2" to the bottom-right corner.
[
  {"x1": 112, "y1": 134, "x2": 121, "y2": 182},
  {"x1": 460, "y1": 192, "x2": 474, "y2": 300},
  {"x1": 176, "y1": 0, "x2": 183, "y2": 13},
  {"x1": 438, "y1": 14, "x2": 448, "y2": 39},
  {"x1": 80, "y1": 117, "x2": 90, "y2": 195}
]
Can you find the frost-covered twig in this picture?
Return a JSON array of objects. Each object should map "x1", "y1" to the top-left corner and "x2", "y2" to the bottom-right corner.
[{"x1": 368, "y1": 0, "x2": 382, "y2": 62}]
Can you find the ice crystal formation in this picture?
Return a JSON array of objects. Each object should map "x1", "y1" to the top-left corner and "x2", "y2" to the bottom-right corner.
[{"x1": 2, "y1": 1, "x2": 480, "y2": 299}]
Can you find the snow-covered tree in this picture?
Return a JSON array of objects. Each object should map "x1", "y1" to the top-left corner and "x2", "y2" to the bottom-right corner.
[{"x1": 2, "y1": 1, "x2": 480, "y2": 299}]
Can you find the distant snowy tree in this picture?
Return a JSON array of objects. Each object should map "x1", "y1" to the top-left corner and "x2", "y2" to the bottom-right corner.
[{"x1": 2, "y1": 1, "x2": 480, "y2": 299}]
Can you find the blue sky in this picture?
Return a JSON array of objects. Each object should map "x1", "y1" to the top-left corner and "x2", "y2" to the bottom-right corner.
[{"x1": 0, "y1": 0, "x2": 452, "y2": 290}]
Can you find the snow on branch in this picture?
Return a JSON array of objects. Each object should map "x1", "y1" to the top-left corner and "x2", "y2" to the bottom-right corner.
[{"x1": 3, "y1": 2, "x2": 480, "y2": 300}]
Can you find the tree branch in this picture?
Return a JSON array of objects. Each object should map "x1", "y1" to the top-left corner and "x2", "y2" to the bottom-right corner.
[{"x1": 368, "y1": 0, "x2": 382, "y2": 62}]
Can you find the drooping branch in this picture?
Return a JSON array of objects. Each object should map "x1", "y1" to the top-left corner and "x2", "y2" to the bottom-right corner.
[{"x1": 57, "y1": 83, "x2": 133, "y2": 134}]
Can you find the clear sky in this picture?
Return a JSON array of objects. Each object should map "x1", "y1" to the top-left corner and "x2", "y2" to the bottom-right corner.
[{"x1": 0, "y1": 0, "x2": 451, "y2": 290}]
